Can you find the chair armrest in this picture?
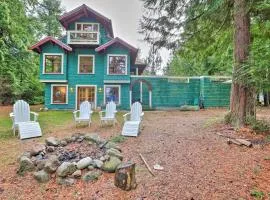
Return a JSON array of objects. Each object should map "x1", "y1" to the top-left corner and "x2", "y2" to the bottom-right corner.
[
  {"x1": 9, "y1": 112, "x2": 14, "y2": 118},
  {"x1": 140, "y1": 112, "x2": 145, "y2": 121},
  {"x1": 123, "y1": 112, "x2": 131, "y2": 122},
  {"x1": 30, "y1": 112, "x2": 39, "y2": 121},
  {"x1": 73, "y1": 110, "x2": 79, "y2": 119}
]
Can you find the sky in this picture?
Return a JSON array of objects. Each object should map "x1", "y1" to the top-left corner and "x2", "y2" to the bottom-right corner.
[{"x1": 61, "y1": 0, "x2": 170, "y2": 69}]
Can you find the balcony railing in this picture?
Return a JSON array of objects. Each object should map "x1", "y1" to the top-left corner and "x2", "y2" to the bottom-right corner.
[{"x1": 67, "y1": 31, "x2": 100, "y2": 45}]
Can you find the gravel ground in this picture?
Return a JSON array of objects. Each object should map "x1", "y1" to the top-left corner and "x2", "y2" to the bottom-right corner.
[{"x1": 1, "y1": 108, "x2": 270, "y2": 200}]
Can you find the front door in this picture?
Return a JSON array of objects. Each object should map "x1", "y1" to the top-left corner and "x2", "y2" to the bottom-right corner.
[{"x1": 77, "y1": 86, "x2": 96, "y2": 109}]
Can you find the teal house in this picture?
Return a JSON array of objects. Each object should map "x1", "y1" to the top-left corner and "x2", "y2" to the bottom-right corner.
[{"x1": 31, "y1": 4, "x2": 231, "y2": 110}]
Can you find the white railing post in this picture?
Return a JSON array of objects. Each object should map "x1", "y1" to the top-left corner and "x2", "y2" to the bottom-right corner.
[
  {"x1": 129, "y1": 90, "x2": 132, "y2": 108},
  {"x1": 140, "y1": 81, "x2": 143, "y2": 103},
  {"x1": 149, "y1": 90, "x2": 152, "y2": 109}
]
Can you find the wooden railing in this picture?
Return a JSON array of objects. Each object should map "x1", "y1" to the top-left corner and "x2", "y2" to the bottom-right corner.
[{"x1": 67, "y1": 31, "x2": 100, "y2": 45}]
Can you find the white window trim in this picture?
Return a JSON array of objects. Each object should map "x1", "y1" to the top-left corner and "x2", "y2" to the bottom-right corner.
[
  {"x1": 104, "y1": 85, "x2": 121, "y2": 105},
  {"x1": 77, "y1": 55, "x2": 95, "y2": 74},
  {"x1": 75, "y1": 85, "x2": 97, "y2": 110},
  {"x1": 43, "y1": 53, "x2": 64, "y2": 75},
  {"x1": 107, "y1": 54, "x2": 128, "y2": 75},
  {"x1": 75, "y1": 22, "x2": 100, "y2": 32},
  {"x1": 51, "y1": 84, "x2": 68, "y2": 105}
]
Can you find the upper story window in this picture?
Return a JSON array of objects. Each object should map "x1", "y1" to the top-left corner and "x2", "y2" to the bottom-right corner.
[
  {"x1": 76, "y1": 23, "x2": 99, "y2": 32},
  {"x1": 107, "y1": 55, "x2": 127, "y2": 75},
  {"x1": 78, "y1": 55, "x2": 95, "y2": 74},
  {"x1": 43, "y1": 53, "x2": 63, "y2": 74}
]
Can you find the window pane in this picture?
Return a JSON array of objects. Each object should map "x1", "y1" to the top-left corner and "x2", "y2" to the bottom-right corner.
[
  {"x1": 79, "y1": 56, "x2": 93, "y2": 73},
  {"x1": 109, "y1": 56, "x2": 126, "y2": 75},
  {"x1": 45, "y1": 55, "x2": 62, "y2": 73},
  {"x1": 53, "y1": 86, "x2": 67, "y2": 104},
  {"x1": 76, "y1": 24, "x2": 82, "y2": 30},
  {"x1": 105, "y1": 86, "x2": 120, "y2": 104}
]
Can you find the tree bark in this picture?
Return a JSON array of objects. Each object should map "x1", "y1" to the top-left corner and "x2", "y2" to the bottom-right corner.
[
  {"x1": 230, "y1": 0, "x2": 256, "y2": 127},
  {"x1": 114, "y1": 162, "x2": 137, "y2": 191}
]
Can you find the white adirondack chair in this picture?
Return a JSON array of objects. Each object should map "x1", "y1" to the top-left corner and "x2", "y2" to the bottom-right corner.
[
  {"x1": 9, "y1": 100, "x2": 42, "y2": 139},
  {"x1": 99, "y1": 101, "x2": 117, "y2": 126},
  {"x1": 122, "y1": 102, "x2": 144, "y2": 137},
  {"x1": 73, "y1": 101, "x2": 93, "y2": 127}
]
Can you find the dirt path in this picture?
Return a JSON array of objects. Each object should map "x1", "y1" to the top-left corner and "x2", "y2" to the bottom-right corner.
[{"x1": 1, "y1": 109, "x2": 270, "y2": 199}]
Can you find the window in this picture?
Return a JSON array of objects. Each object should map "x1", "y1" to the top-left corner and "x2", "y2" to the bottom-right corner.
[
  {"x1": 78, "y1": 55, "x2": 95, "y2": 74},
  {"x1": 76, "y1": 23, "x2": 99, "y2": 32},
  {"x1": 43, "y1": 54, "x2": 63, "y2": 74},
  {"x1": 51, "y1": 85, "x2": 68, "y2": 104},
  {"x1": 104, "y1": 85, "x2": 120, "y2": 104},
  {"x1": 107, "y1": 55, "x2": 127, "y2": 75}
]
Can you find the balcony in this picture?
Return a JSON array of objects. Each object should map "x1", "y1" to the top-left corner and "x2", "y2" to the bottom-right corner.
[{"x1": 67, "y1": 31, "x2": 100, "y2": 45}]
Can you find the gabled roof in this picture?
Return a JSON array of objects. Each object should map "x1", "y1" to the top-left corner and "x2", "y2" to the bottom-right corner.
[
  {"x1": 95, "y1": 37, "x2": 138, "y2": 63},
  {"x1": 95, "y1": 37, "x2": 138, "y2": 53},
  {"x1": 59, "y1": 4, "x2": 114, "y2": 38},
  {"x1": 30, "y1": 36, "x2": 72, "y2": 53}
]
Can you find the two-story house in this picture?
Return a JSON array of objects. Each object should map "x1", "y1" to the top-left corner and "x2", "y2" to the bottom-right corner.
[{"x1": 30, "y1": 4, "x2": 145, "y2": 110}]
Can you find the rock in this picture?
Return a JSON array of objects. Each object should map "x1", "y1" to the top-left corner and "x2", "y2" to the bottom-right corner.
[
  {"x1": 99, "y1": 156, "x2": 106, "y2": 162},
  {"x1": 106, "y1": 148, "x2": 123, "y2": 160},
  {"x1": 72, "y1": 170, "x2": 82, "y2": 179},
  {"x1": 88, "y1": 165, "x2": 94, "y2": 171},
  {"x1": 30, "y1": 144, "x2": 46, "y2": 156},
  {"x1": 101, "y1": 156, "x2": 121, "y2": 173},
  {"x1": 36, "y1": 159, "x2": 47, "y2": 170},
  {"x1": 56, "y1": 177, "x2": 75, "y2": 186},
  {"x1": 44, "y1": 155, "x2": 60, "y2": 173},
  {"x1": 46, "y1": 146, "x2": 55, "y2": 153},
  {"x1": 17, "y1": 156, "x2": 35, "y2": 175},
  {"x1": 76, "y1": 157, "x2": 92, "y2": 169},
  {"x1": 105, "y1": 142, "x2": 121, "y2": 151},
  {"x1": 17, "y1": 152, "x2": 31, "y2": 162},
  {"x1": 64, "y1": 137, "x2": 72, "y2": 143},
  {"x1": 56, "y1": 162, "x2": 77, "y2": 177},
  {"x1": 82, "y1": 171, "x2": 102, "y2": 182},
  {"x1": 60, "y1": 140, "x2": 67, "y2": 146},
  {"x1": 92, "y1": 159, "x2": 104, "y2": 169},
  {"x1": 45, "y1": 137, "x2": 60, "y2": 147},
  {"x1": 85, "y1": 134, "x2": 106, "y2": 145},
  {"x1": 33, "y1": 170, "x2": 50, "y2": 183},
  {"x1": 77, "y1": 136, "x2": 84, "y2": 143},
  {"x1": 71, "y1": 136, "x2": 77, "y2": 142}
]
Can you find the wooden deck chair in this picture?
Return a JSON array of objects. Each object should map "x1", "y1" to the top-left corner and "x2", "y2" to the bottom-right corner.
[
  {"x1": 99, "y1": 101, "x2": 117, "y2": 126},
  {"x1": 122, "y1": 102, "x2": 144, "y2": 137},
  {"x1": 9, "y1": 100, "x2": 42, "y2": 139},
  {"x1": 73, "y1": 101, "x2": 93, "y2": 127}
]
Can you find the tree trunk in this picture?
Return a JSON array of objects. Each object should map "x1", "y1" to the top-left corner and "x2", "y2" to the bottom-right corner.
[
  {"x1": 230, "y1": 0, "x2": 256, "y2": 127},
  {"x1": 114, "y1": 162, "x2": 137, "y2": 191}
]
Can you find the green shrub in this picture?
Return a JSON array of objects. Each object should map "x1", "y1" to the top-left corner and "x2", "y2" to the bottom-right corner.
[
  {"x1": 110, "y1": 135, "x2": 126, "y2": 143},
  {"x1": 245, "y1": 116, "x2": 270, "y2": 133},
  {"x1": 250, "y1": 189, "x2": 264, "y2": 200}
]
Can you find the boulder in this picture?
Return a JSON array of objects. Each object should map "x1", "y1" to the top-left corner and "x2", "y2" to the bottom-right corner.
[
  {"x1": 106, "y1": 148, "x2": 123, "y2": 160},
  {"x1": 64, "y1": 137, "x2": 73, "y2": 143},
  {"x1": 56, "y1": 162, "x2": 77, "y2": 177},
  {"x1": 72, "y1": 170, "x2": 82, "y2": 179},
  {"x1": 105, "y1": 142, "x2": 121, "y2": 151},
  {"x1": 17, "y1": 156, "x2": 35, "y2": 175},
  {"x1": 82, "y1": 171, "x2": 102, "y2": 182},
  {"x1": 44, "y1": 155, "x2": 60, "y2": 173},
  {"x1": 76, "y1": 157, "x2": 92, "y2": 169},
  {"x1": 36, "y1": 159, "x2": 47, "y2": 170},
  {"x1": 30, "y1": 144, "x2": 46, "y2": 156},
  {"x1": 92, "y1": 159, "x2": 104, "y2": 169},
  {"x1": 33, "y1": 170, "x2": 50, "y2": 183},
  {"x1": 85, "y1": 134, "x2": 106, "y2": 145},
  {"x1": 88, "y1": 165, "x2": 94, "y2": 171},
  {"x1": 56, "y1": 177, "x2": 75, "y2": 186},
  {"x1": 101, "y1": 156, "x2": 121, "y2": 173},
  {"x1": 45, "y1": 137, "x2": 60, "y2": 147},
  {"x1": 60, "y1": 140, "x2": 68, "y2": 147}
]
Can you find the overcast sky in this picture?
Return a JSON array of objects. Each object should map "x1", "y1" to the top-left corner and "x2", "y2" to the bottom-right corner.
[{"x1": 61, "y1": 0, "x2": 170, "y2": 68}]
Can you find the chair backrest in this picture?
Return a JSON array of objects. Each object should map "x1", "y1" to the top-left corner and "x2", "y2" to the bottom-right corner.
[
  {"x1": 13, "y1": 100, "x2": 30, "y2": 123},
  {"x1": 105, "y1": 101, "x2": 116, "y2": 118},
  {"x1": 79, "y1": 101, "x2": 92, "y2": 118},
  {"x1": 130, "y1": 102, "x2": 142, "y2": 121}
]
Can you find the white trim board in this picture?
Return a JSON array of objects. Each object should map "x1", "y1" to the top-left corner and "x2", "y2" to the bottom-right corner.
[
  {"x1": 107, "y1": 54, "x2": 128, "y2": 75},
  {"x1": 50, "y1": 84, "x2": 68, "y2": 105},
  {"x1": 43, "y1": 53, "x2": 64, "y2": 75},
  {"x1": 104, "y1": 80, "x2": 130, "y2": 84},
  {"x1": 40, "y1": 80, "x2": 68, "y2": 83},
  {"x1": 75, "y1": 85, "x2": 97, "y2": 110},
  {"x1": 104, "y1": 85, "x2": 121, "y2": 105},
  {"x1": 77, "y1": 54, "x2": 95, "y2": 74}
]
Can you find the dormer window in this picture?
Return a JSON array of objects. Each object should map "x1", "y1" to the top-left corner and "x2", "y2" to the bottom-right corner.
[
  {"x1": 67, "y1": 23, "x2": 100, "y2": 45},
  {"x1": 43, "y1": 53, "x2": 63, "y2": 74}
]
